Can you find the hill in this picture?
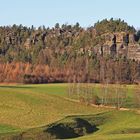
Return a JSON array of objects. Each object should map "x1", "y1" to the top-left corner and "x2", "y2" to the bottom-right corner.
[
  {"x1": 0, "y1": 19, "x2": 140, "y2": 84},
  {"x1": 0, "y1": 84, "x2": 139, "y2": 140}
]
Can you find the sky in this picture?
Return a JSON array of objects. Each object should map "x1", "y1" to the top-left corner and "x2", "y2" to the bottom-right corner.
[{"x1": 0, "y1": 0, "x2": 140, "y2": 28}]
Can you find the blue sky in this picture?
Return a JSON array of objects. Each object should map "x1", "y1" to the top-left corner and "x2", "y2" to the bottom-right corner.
[{"x1": 0, "y1": 0, "x2": 140, "y2": 28}]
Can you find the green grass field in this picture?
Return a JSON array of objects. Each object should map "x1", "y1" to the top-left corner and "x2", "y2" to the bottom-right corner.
[{"x1": 0, "y1": 84, "x2": 139, "y2": 139}]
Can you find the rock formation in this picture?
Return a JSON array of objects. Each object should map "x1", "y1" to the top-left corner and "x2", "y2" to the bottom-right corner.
[{"x1": 98, "y1": 32, "x2": 140, "y2": 60}]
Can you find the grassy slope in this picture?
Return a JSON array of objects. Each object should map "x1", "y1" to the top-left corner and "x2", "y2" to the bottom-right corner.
[
  {"x1": 75, "y1": 111, "x2": 140, "y2": 140},
  {"x1": 0, "y1": 84, "x2": 139, "y2": 140},
  {"x1": 0, "y1": 84, "x2": 106, "y2": 133}
]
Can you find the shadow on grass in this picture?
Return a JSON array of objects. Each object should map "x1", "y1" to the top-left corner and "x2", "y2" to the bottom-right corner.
[
  {"x1": 45, "y1": 118, "x2": 99, "y2": 139},
  {"x1": 0, "y1": 113, "x2": 107, "y2": 140}
]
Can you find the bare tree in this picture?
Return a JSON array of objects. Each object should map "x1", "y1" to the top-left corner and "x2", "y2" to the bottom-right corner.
[{"x1": 134, "y1": 87, "x2": 140, "y2": 108}]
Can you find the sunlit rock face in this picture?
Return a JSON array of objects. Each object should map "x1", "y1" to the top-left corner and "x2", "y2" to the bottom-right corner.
[{"x1": 97, "y1": 32, "x2": 140, "y2": 60}]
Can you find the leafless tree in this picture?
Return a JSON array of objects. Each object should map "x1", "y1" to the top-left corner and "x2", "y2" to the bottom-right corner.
[{"x1": 134, "y1": 87, "x2": 140, "y2": 108}]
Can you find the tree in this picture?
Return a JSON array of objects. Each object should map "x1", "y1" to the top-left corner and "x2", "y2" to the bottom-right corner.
[
  {"x1": 0, "y1": 20, "x2": 139, "y2": 84},
  {"x1": 55, "y1": 23, "x2": 60, "y2": 29}
]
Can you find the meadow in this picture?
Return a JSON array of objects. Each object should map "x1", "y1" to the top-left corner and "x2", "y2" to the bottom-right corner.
[{"x1": 0, "y1": 84, "x2": 139, "y2": 140}]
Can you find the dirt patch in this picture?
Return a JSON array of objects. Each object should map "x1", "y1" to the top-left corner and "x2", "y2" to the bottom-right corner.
[{"x1": 112, "y1": 128, "x2": 140, "y2": 134}]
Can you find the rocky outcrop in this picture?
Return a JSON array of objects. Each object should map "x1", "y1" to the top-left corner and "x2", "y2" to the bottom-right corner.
[{"x1": 98, "y1": 32, "x2": 140, "y2": 60}]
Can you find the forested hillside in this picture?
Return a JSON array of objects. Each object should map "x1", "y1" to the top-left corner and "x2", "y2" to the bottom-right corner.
[{"x1": 0, "y1": 19, "x2": 140, "y2": 84}]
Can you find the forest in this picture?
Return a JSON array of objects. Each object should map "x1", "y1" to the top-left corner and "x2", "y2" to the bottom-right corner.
[{"x1": 0, "y1": 18, "x2": 140, "y2": 84}]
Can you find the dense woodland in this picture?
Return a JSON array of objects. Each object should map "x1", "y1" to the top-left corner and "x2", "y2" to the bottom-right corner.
[{"x1": 0, "y1": 19, "x2": 140, "y2": 84}]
